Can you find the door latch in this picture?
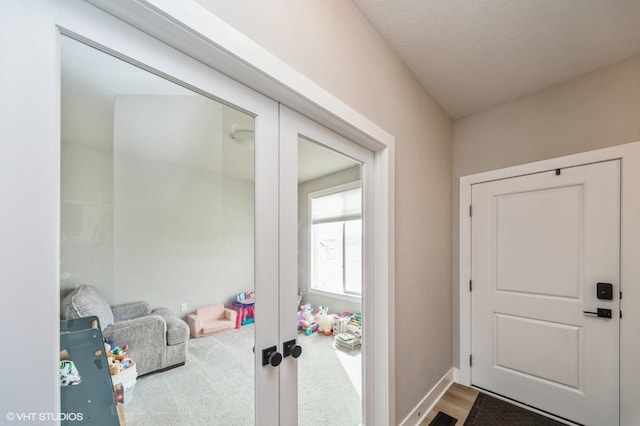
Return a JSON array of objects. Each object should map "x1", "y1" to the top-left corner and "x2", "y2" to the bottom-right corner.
[{"x1": 583, "y1": 308, "x2": 612, "y2": 319}]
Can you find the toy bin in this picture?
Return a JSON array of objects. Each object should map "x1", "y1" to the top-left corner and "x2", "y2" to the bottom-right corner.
[{"x1": 111, "y1": 362, "x2": 137, "y2": 405}]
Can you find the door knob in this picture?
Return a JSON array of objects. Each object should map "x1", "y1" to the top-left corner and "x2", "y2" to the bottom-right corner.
[
  {"x1": 262, "y1": 345, "x2": 283, "y2": 367},
  {"x1": 283, "y1": 339, "x2": 302, "y2": 359}
]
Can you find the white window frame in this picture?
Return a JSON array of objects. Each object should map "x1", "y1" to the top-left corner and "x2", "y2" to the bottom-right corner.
[{"x1": 308, "y1": 181, "x2": 363, "y2": 300}]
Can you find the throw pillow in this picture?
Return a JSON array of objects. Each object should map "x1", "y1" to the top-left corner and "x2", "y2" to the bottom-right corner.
[{"x1": 61, "y1": 285, "x2": 114, "y2": 330}]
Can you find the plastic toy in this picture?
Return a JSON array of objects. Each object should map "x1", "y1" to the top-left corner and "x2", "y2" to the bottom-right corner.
[
  {"x1": 304, "y1": 323, "x2": 319, "y2": 335},
  {"x1": 103, "y1": 341, "x2": 133, "y2": 375},
  {"x1": 298, "y1": 303, "x2": 317, "y2": 334}
]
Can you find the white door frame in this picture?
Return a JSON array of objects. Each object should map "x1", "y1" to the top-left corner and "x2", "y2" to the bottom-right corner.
[
  {"x1": 1, "y1": 0, "x2": 394, "y2": 423},
  {"x1": 459, "y1": 141, "x2": 640, "y2": 425}
]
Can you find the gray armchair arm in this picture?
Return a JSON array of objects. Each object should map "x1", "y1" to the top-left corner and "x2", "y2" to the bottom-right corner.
[
  {"x1": 152, "y1": 308, "x2": 189, "y2": 345},
  {"x1": 103, "y1": 315, "x2": 166, "y2": 376},
  {"x1": 111, "y1": 301, "x2": 151, "y2": 322}
]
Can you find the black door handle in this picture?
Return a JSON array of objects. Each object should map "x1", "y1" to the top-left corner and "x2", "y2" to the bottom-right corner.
[
  {"x1": 283, "y1": 339, "x2": 302, "y2": 359},
  {"x1": 583, "y1": 308, "x2": 612, "y2": 318},
  {"x1": 262, "y1": 345, "x2": 283, "y2": 367}
]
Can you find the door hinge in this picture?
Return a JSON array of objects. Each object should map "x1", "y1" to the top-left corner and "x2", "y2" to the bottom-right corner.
[
  {"x1": 469, "y1": 280, "x2": 472, "y2": 292},
  {"x1": 620, "y1": 291, "x2": 623, "y2": 299},
  {"x1": 469, "y1": 354, "x2": 473, "y2": 367},
  {"x1": 620, "y1": 311, "x2": 623, "y2": 319},
  {"x1": 469, "y1": 205, "x2": 473, "y2": 217},
  {"x1": 555, "y1": 168, "x2": 561, "y2": 175}
]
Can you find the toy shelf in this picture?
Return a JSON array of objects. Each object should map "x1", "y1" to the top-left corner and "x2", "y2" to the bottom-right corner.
[{"x1": 60, "y1": 316, "x2": 120, "y2": 426}]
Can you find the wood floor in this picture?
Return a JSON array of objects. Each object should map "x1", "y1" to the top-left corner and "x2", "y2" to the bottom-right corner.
[{"x1": 420, "y1": 383, "x2": 479, "y2": 425}]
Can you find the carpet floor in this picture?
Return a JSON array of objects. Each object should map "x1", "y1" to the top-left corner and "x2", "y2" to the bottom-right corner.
[
  {"x1": 124, "y1": 324, "x2": 362, "y2": 425},
  {"x1": 464, "y1": 392, "x2": 565, "y2": 425}
]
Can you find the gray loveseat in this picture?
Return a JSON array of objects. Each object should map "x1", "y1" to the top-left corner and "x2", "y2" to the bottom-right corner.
[{"x1": 61, "y1": 284, "x2": 189, "y2": 375}]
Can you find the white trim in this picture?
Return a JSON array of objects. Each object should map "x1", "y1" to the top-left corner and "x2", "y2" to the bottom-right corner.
[
  {"x1": 307, "y1": 288, "x2": 362, "y2": 302},
  {"x1": 459, "y1": 141, "x2": 640, "y2": 426},
  {"x1": 309, "y1": 180, "x2": 362, "y2": 204},
  {"x1": 399, "y1": 368, "x2": 455, "y2": 426},
  {"x1": 453, "y1": 367, "x2": 461, "y2": 383}
]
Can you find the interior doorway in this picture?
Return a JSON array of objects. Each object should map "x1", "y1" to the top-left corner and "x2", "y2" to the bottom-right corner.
[
  {"x1": 1, "y1": 0, "x2": 394, "y2": 422},
  {"x1": 56, "y1": 9, "x2": 388, "y2": 423}
]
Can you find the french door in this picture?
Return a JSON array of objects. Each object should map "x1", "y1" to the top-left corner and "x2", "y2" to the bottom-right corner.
[
  {"x1": 57, "y1": 7, "x2": 280, "y2": 424},
  {"x1": 279, "y1": 106, "x2": 375, "y2": 425},
  {"x1": 47, "y1": 0, "x2": 377, "y2": 424}
]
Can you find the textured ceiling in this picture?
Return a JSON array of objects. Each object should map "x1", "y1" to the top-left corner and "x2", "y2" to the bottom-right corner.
[{"x1": 353, "y1": 0, "x2": 640, "y2": 119}]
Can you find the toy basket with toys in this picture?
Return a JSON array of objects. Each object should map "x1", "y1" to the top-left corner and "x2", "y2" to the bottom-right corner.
[{"x1": 105, "y1": 340, "x2": 137, "y2": 405}]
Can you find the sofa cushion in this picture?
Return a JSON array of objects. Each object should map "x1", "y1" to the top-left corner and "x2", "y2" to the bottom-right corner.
[
  {"x1": 61, "y1": 285, "x2": 114, "y2": 331},
  {"x1": 196, "y1": 304, "x2": 224, "y2": 320},
  {"x1": 202, "y1": 321, "x2": 233, "y2": 334}
]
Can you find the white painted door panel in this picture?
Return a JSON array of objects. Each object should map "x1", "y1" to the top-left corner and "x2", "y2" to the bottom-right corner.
[{"x1": 471, "y1": 160, "x2": 620, "y2": 425}]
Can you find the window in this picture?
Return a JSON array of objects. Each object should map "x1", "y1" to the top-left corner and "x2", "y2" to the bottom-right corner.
[{"x1": 310, "y1": 185, "x2": 362, "y2": 296}]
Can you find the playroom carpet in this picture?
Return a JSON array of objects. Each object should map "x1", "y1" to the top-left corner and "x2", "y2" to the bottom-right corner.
[{"x1": 124, "y1": 324, "x2": 362, "y2": 426}]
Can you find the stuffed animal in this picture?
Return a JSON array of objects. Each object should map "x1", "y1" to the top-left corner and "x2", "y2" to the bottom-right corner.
[
  {"x1": 298, "y1": 303, "x2": 316, "y2": 333},
  {"x1": 104, "y1": 342, "x2": 132, "y2": 375},
  {"x1": 108, "y1": 358, "x2": 120, "y2": 375},
  {"x1": 315, "y1": 305, "x2": 338, "y2": 335}
]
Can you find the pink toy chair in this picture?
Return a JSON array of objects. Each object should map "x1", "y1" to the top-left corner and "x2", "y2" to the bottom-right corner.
[{"x1": 187, "y1": 304, "x2": 237, "y2": 338}]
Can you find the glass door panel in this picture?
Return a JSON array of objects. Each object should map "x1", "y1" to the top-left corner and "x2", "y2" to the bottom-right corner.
[
  {"x1": 60, "y1": 35, "x2": 263, "y2": 425},
  {"x1": 279, "y1": 106, "x2": 375, "y2": 426},
  {"x1": 297, "y1": 136, "x2": 363, "y2": 425}
]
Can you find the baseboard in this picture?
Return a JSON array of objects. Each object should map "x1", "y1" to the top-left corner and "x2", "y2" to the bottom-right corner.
[
  {"x1": 452, "y1": 367, "x2": 461, "y2": 383},
  {"x1": 399, "y1": 368, "x2": 454, "y2": 426}
]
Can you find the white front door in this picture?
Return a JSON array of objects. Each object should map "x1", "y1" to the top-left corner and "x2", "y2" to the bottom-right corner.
[{"x1": 471, "y1": 160, "x2": 620, "y2": 425}]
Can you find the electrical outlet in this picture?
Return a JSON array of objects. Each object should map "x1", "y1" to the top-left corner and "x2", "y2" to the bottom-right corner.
[{"x1": 180, "y1": 303, "x2": 187, "y2": 312}]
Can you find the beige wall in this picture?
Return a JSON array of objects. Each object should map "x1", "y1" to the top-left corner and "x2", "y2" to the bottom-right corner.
[
  {"x1": 452, "y1": 55, "x2": 640, "y2": 366},
  {"x1": 195, "y1": 0, "x2": 453, "y2": 422}
]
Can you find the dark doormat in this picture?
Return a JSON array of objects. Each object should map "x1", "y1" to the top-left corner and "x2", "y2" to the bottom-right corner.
[
  {"x1": 464, "y1": 392, "x2": 565, "y2": 425},
  {"x1": 430, "y1": 411, "x2": 458, "y2": 425}
]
